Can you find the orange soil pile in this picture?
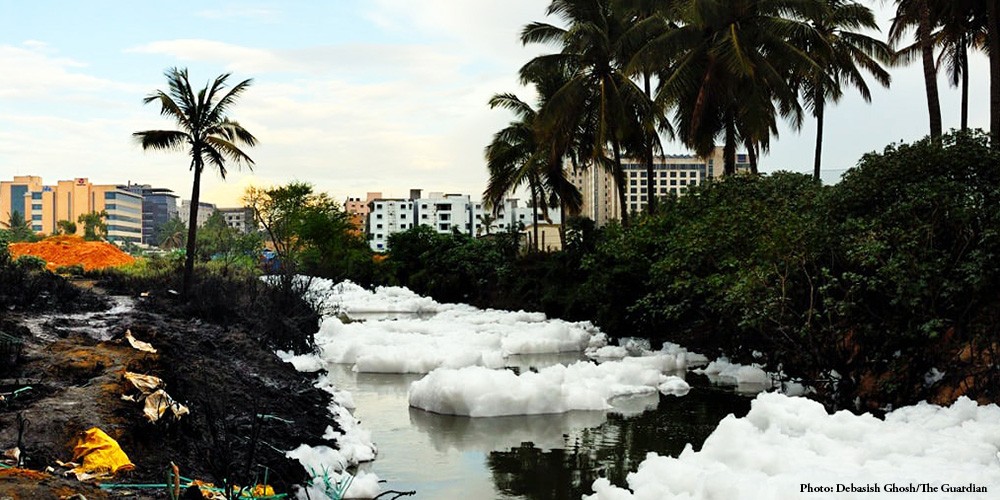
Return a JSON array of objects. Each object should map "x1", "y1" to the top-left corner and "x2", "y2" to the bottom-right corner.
[{"x1": 8, "y1": 235, "x2": 136, "y2": 271}]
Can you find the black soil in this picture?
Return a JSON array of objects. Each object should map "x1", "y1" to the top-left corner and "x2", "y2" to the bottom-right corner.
[{"x1": 0, "y1": 283, "x2": 338, "y2": 498}]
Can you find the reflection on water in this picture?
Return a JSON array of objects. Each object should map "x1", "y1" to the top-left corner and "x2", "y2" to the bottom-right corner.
[
  {"x1": 327, "y1": 356, "x2": 750, "y2": 499},
  {"x1": 488, "y1": 380, "x2": 751, "y2": 499}
]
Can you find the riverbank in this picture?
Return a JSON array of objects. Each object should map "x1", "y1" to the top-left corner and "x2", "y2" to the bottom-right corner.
[{"x1": 0, "y1": 280, "x2": 339, "y2": 498}]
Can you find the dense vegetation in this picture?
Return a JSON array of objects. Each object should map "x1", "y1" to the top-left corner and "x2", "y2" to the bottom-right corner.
[{"x1": 384, "y1": 131, "x2": 1000, "y2": 412}]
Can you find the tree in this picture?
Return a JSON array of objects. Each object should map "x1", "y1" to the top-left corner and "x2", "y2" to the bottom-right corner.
[
  {"x1": 134, "y1": 67, "x2": 257, "y2": 297},
  {"x1": 157, "y1": 217, "x2": 187, "y2": 249},
  {"x1": 56, "y1": 220, "x2": 77, "y2": 236},
  {"x1": 643, "y1": 0, "x2": 820, "y2": 174},
  {"x1": 196, "y1": 211, "x2": 262, "y2": 271},
  {"x1": 521, "y1": 0, "x2": 651, "y2": 226},
  {"x1": 801, "y1": 0, "x2": 891, "y2": 180},
  {"x1": 245, "y1": 182, "x2": 364, "y2": 280},
  {"x1": 0, "y1": 212, "x2": 36, "y2": 242},
  {"x1": 889, "y1": 0, "x2": 943, "y2": 140},
  {"x1": 77, "y1": 211, "x2": 107, "y2": 241}
]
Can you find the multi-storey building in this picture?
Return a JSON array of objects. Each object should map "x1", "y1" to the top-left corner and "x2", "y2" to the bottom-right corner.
[
  {"x1": 179, "y1": 200, "x2": 218, "y2": 228},
  {"x1": 345, "y1": 192, "x2": 382, "y2": 234},
  {"x1": 217, "y1": 207, "x2": 256, "y2": 233},
  {"x1": 567, "y1": 147, "x2": 750, "y2": 225},
  {"x1": 364, "y1": 190, "x2": 560, "y2": 252},
  {"x1": 0, "y1": 176, "x2": 142, "y2": 243},
  {"x1": 122, "y1": 183, "x2": 179, "y2": 245}
]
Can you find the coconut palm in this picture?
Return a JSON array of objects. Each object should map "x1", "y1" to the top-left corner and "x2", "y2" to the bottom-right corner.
[
  {"x1": 889, "y1": 0, "x2": 943, "y2": 140},
  {"x1": 484, "y1": 90, "x2": 583, "y2": 251},
  {"x1": 521, "y1": 0, "x2": 650, "y2": 226},
  {"x1": 134, "y1": 68, "x2": 256, "y2": 296},
  {"x1": 642, "y1": 0, "x2": 821, "y2": 174},
  {"x1": 801, "y1": 0, "x2": 892, "y2": 180},
  {"x1": 1, "y1": 211, "x2": 35, "y2": 242},
  {"x1": 929, "y1": 0, "x2": 987, "y2": 131}
]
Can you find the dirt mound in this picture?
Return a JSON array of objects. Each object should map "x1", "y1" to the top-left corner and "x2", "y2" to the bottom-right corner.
[{"x1": 9, "y1": 236, "x2": 136, "y2": 271}]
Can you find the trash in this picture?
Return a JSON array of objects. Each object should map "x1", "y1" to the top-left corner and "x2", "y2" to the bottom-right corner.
[
  {"x1": 69, "y1": 427, "x2": 134, "y2": 481},
  {"x1": 2, "y1": 447, "x2": 19, "y2": 464},
  {"x1": 123, "y1": 371, "x2": 163, "y2": 394},
  {"x1": 143, "y1": 389, "x2": 190, "y2": 423},
  {"x1": 125, "y1": 330, "x2": 157, "y2": 353}
]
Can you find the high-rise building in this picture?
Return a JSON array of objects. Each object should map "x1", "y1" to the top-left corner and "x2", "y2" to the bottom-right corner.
[
  {"x1": 122, "y1": 183, "x2": 179, "y2": 245},
  {"x1": 567, "y1": 146, "x2": 750, "y2": 225},
  {"x1": 1, "y1": 176, "x2": 142, "y2": 243},
  {"x1": 179, "y1": 200, "x2": 218, "y2": 228}
]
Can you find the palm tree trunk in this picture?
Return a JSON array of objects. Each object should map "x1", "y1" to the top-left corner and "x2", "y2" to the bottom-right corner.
[
  {"x1": 611, "y1": 139, "x2": 629, "y2": 227},
  {"x1": 723, "y1": 111, "x2": 737, "y2": 175},
  {"x1": 918, "y1": 2, "x2": 943, "y2": 139},
  {"x1": 745, "y1": 139, "x2": 758, "y2": 175},
  {"x1": 990, "y1": 0, "x2": 1000, "y2": 141},
  {"x1": 814, "y1": 95, "x2": 825, "y2": 181},
  {"x1": 960, "y1": 38, "x2": 969, "y2": 131},
  {"x1": 644, "y1": 73, "x2": 656, "y2": 216},
  {"x1": 530, "y1": 179, "x2": 540, "y2": 252},
  {"x1": 183, "y1": 159, "x2": 203, "y2": 298}
]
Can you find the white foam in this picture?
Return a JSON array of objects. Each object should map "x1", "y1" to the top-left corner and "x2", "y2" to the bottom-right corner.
[
  {"x1": 585, "y1": 393, "x2": 1000, "y2": 499},
  {"x1": 408, "y1": 355, "x2": 689, "y2": 417},
  {"x1": 301, "y1": 278, "x2": 605, "y2": 374}
]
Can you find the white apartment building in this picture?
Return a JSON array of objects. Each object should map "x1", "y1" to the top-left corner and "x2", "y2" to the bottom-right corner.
[
  {"x1": 364, "y1": 190, "x2": 561, "y2": 252},
  {"x1": 567, "y1": 147, "x2": 750, "y2": 226}
]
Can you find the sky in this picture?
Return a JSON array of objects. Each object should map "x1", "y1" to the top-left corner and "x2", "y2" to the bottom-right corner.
[{"x1": 0, "y1": 1, "x2": 991, "y2": 207}]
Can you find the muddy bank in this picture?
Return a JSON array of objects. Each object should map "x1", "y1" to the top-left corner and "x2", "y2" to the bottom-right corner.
[{"x1": 0, "y1": 286, "x2": 338, "y2": 498}]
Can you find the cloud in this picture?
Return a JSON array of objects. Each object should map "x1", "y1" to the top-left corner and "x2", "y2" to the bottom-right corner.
[{"x1": 0, "y1": 43, "x2": 138, "y2": 99}]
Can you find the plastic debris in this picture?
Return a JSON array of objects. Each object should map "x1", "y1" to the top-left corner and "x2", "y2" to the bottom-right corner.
[
  {"x1": 143, "y1": 389, "x2": 190, "y2": 423},
  {"x1": 69, "y1": 427, "x2": 134, "y2": 481},
  {"x1": 123, "y1": 372, "x2": 163, "y2": 394},
  {"x1": 125, "y1": 330, "x2": 157, "y2": 353}
]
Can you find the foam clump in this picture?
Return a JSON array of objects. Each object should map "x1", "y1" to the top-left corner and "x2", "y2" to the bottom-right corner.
[
  {"x1": 409, "y1": 355, "x2": 689, "y2": 417},
  {"x1": 585, "y1": 393, "x2": 1000, "y2": 499},
  {"x1": 301, "y1": 280, "x2": 605, "y2": 374},
  {"x1": 694, "y1": 357, "x2": 772, "y2": 389}
]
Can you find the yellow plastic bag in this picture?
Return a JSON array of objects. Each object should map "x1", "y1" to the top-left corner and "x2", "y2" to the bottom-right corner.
[{"x1": 70, "y1": 427, "x2": 134, "y2": 480}]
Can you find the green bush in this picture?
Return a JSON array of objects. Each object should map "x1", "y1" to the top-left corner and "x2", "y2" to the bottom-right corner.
[
  {"x1": 55, "y1": 264, "x2": 86, "y2": 276},
  {"x1": 14, "y1": 255, "x2": 47, "y2": 272}
]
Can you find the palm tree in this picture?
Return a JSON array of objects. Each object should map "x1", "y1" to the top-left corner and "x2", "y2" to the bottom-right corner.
[
  {"x1": 134, "y1": 68, "x2": 256, "y2": 296},
  {"x1": 643, "y1": 0, "x2": 820, "y2": 174},
  {"x1": 801, "y1": 0, "x2": 891, "y2": 180},
  {"x1": 157, "y1": 217, "x2": 187, "y2": 250},
  {"x1": 889, "y1": 0, "x2": 943, "y2": 140},
  {"x1": 1, "y1": 211, "x2": 35, "y2": 242},
  {"x1": 484, "y1": 91, "x2": 583, "y2": 251},
  {"x1": 521, "y1": 0, "x2": 649, "y2": 226}
]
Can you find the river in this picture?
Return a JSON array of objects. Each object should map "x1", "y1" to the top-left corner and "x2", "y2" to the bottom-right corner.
[{"x1": 328, "y1": 353, "x2": 752, "y2": 499}]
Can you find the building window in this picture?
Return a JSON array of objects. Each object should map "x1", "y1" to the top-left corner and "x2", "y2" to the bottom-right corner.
[
  {"x1": 422, "y1": 214, "x2": 428, "y2": 219},
  {"x1": 376, "y1": 234, "x2": 383, "y2": 239},
  {"x1": 376, "y1": 224, "x2": 383, "y2": 229},
  {"x1": 439, "y1": 223, "x2": 450, "y2": 231},
  {"x1": 376, "y1": 214, "x2": 383, "y2": 219},
  {"x1": 670, "y1": 172, "x2": 677, "y2": 178},
  {"x1": 440, "y1": 213, "x2": 451, "y2": 221},
  {"x1": 401, "y1": 213, "x2": 407, "y2": 219},
  {"x1": 671, "y1": 180, "x2": 677, "y2": 186},
  {"x1": 630, "y1": 179, "x2": 637, "y2": 185},
  {"x1": 376, "y1": 204, "x2": 383, "y2": 209}
]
